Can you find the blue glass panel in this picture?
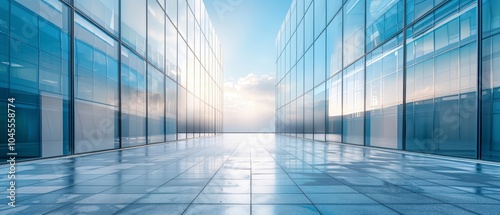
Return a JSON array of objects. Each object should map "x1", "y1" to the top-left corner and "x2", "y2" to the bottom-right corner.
[
  {"x1": 121, "y1": 47, "x2": 147, "y2": 147},
  {"x1": 304, "y1": 90, "x2": 314, "y2": 139},
  {"x1": 75, "y1": 0, "x2": 119, "y2": 36},
  {"x1": 74, "y1": 14, "x2": 119, "y2": 153},
  {"x1": 148, "y1": 65, "x2": 165, "y2": 143},
  {"x1": 483, "y1": 0, "x2": 500, "y2": 37},
  {"x1": 327, "y1": 73, "x2": 342, "y2": 142},
  {"x1": 482, "y1": 34, "x2": 500, "y2": 161},
  {"x1": 148, "y1": 0, "x2": 165, "y2": 71},
  {"x1": 314, "y1": 83, "x2": 326, "y2": 141},
  {"x1": 314, "y1": 32, "x2": 326, "y2": 86},
  {"x1": 342, "y1": 58, "x2": 364, "y2": 145},
  {"x1": 121, "y1": 0, "x2": 146, "y2": 56},
  {"x1": 365, "y1": 36, "x2": 403, "y2": 149},
  {"x1": 366, "y1": 0, "x2": 403, "y2": 51},
  {"x1": 166, "y1": 77, "x2": 177, "y2": 141},
  {"x1": 343, "y1": 0, "x2": 365, "y2": 66},
  {"x1": 327, "y1": 13, "x2": 342, "y2": 77}
]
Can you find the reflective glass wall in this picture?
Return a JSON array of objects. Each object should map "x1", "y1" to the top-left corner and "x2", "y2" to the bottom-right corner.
[
  {"x1": 276, "y1": 0, "x2": 500, "y2": 161},
  {"x1": 0, "y1": 0, "x2": 223, "y2": 160}
]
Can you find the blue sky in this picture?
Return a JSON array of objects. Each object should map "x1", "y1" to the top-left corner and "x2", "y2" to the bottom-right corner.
[{"x1": 204, "y1": 0, "x2": 292, "y2": 132}]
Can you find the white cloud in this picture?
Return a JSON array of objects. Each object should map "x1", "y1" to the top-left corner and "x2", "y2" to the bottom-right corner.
[{"x1": 224, "y1": 73, "x2": 275, "y2": 132}]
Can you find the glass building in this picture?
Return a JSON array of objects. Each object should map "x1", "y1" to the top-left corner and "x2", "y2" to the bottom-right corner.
[
  {"x1": 0, "y1": 0, "x2": 224, "y2": 160},
  {"x1": 275, "y1": 0, "x2": 500, "y2": 162}
]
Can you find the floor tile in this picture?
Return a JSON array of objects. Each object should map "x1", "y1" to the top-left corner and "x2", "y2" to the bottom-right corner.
[
  {"x1": 47, "y1": 204, "x2": 127, "y2": 215},
  {"x1": 299, "y1": 185, "x2": 358, "y2": 193},
  {"x1": 193, "y1": 194, "x2": 250, "y2": 204},
  {"x1": 17, "y1": 186, "x2": 67, "y2": 194},
  {"x1": 456, "y1": 204, "x2": 500, "y2": 214},
  {"x1": 202, "y1": 185, "x2": 250, "y2": 193},
  {"x1": 252, "y1": 185, "x2": 303, "y2": 194},
  {"x1": 315, "y1": 204, "x2": 399, "y2": 215},
  {"x1": 0, "y1": 204, "x2": 67, "y2": 214},
  {"x1": 252, "y1": 193, "x2": 311, "y2": 204},
  {"x1": 152, "y1": 185, "x2": 204, "y2": 194},
  {"x1": 50, "y1": 185, "x2": 113, "y2": 194},
  {"x1": 136, "y1": 194, "x2": 197, "y2": 204},
  {"x1": 102, "y1": 185, "x2": 159, "y2": 194},
  {"x1": 18, "y1": 193, "x2": 90, "y2": 204},
  {"x1": 422, "y1": 193, "x2": 500, "y2": 204},
  {"x1": 252, "y1": 204, "x2": 320, "y2": 215},
  {"x1": 365, "y1": 193, "x2": 442, "y2": 204},
  {"x1": 76, "y1": 194, "x2": 145, "y2": 204},
  {"x1": 306, "y1": 193, "x2": 378, "y2": 204},
  {"x1": 386, "y1": 204, "x2": 476, "y2": 215},
  {"x1": 117, "y1": 204, "x2": 189, "y2": 215},
  {"x1": 183, "y1": 204, "x2": 250, "y2": 215}
]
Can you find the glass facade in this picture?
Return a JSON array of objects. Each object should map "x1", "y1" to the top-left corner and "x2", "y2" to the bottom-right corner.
[
  {"x1": 0, "y1": 0, "x2": 223, "y2": 160},
  {"x1": 276, "y1": 0, "x2": 500, "y2": 162}
]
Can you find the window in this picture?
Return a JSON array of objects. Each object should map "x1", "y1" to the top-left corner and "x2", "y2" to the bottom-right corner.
[
  {"x1": 343, "y1": 0, "x2": 365, "y2": 66},
  {"x1": 166, "y1": 19, "x2": 178, "y2": 80},
  {"x1": 342, "y1": 58, "x2": 364, "y2": 145},
  {"x1": 327, "y1": 13, "x2": 342, "y2": 77},
  {"x1": 482, "y1": 34, "x2": 500, "y2": 161},
  {"x1": 314, "y1": 32, "x2": 326, "y2": 86},
  {"x1": 148, "y1": 65, "x2": 165, "y2": 143},
  {"x1": 304, "y1": 90, "x2": 314, "y2": 139},
  {"x1": 483, "y1": 0, "x2": 500, "y2": 37},
  {"x1": 121, "y1": 47, "x2": 146, "y2": 147},
  {"x1": 166, "y1": 77, "x2": 177, "y2": 140},
  {"x1": 405, "y1": 1, "x2": 478, "y2": 158},
  {"x1": 74, "y1": 14, "x2": 119, "y2": 153},
  {"x1": 314, "y1": 83, "x2": 326, "y2": 141},
  {"x1": 148, "y1": 0, "x2": 165, "y2": 71},
  {"x1": 366, "y1": 0, "x2": 403, "y2": 51},
  {"x1": 121, "y1": 0, "x2": 146, "y2": 56},
  {"x1": 75, "y1": 0, "x2": 119, "y2": 36},
  {"x1": 327, "y1": 74, "x2": 342, "y2": 142},
  {"x1": 365, "y1": 36, "x2": 404, "y2": 149}
]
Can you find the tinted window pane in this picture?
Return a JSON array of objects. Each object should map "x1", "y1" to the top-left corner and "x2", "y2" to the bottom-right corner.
[
  {"x1": 121, "y1": 47, "x2": 146, "y2": 147},
  {"x1": 166, "y1": 77, "x2": 177, "y2": 141},
  {"x1": 327, "y1": 74, "x2": 342, "y2": 142},
  {"x1": 75, "y1": 0, "x2": 119, "y2": 36},
  {"x1": 366, "y1": 0, "x2": 403, "y2": 51},
  {"x1": 405, "y1": 2, "x2": 477, "y2": 158},
  {"x1": 74, "y1": 14, "x2": 119, "y2": 153},
  {"x1": 304, "y1": 90, "x2": 314, "y2": 139},
  {"x1": 365, "y1": 36, "x2": 403, "y2": 149},
  {"x1": 121, "y1": 0, "x2": 146, "y2": 56},
  {"x1": 342, "y1": 58, "x2": 364, "y2": 145},
  {"x1": 482, "y1": 34, "x2": 500, "y2": 161},
  {"x1": 314, "y1": 83, "x2": 326, "y2": 141},
  {"x1": 148, "y1": 0, "x2": 165, "y2": 71},
  {"x1": 327, "y1": 13, "x2": 342, "y2": 77},
  {"x1": 343, "y1": 0, "x2": 365, "y2": 66},
  {"x1": 148, "y1": 65, "x2": 165, "y2": 143},
  {"x1": 314, "y1": 32, "x2": 326, "y2": 86}
]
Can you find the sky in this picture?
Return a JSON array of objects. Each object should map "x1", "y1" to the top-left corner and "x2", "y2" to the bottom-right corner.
[{"x1": 204, "y1": 0, "x2": 292, "y2": 132}]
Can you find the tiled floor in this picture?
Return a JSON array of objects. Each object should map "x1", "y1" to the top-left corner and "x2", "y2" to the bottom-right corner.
[{"x1": 1, "y1": 134, "x2": 500, "y2": 214}]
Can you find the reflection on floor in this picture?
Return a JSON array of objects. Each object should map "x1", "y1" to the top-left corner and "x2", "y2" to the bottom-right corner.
[{"x1": 1, "y1": 134, "x2": 500, "y2": 214}]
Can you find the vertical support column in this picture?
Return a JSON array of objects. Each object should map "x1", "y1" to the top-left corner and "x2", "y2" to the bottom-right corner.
[
  {"x1": 145, "y1": 1, "x2": 149, "y2": 145},
  {"x1": 70, "y1": 3, "x2": 75, "y2": 155},
  {"x1": 402, "y1": 0, "x2": 407, "y2": 151},
  {"x1": 477, "y1": 0, "x2": 483, "y2": 160},
  {"x1": 340, "y1": 7, "x2": 344, "y2": 144},
  {"x1": 363, "y1": 0, "x2": 367, "y2": 147},
  {"x1": 117, "y1": 0, "x2": 122, "y2": 149}
]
